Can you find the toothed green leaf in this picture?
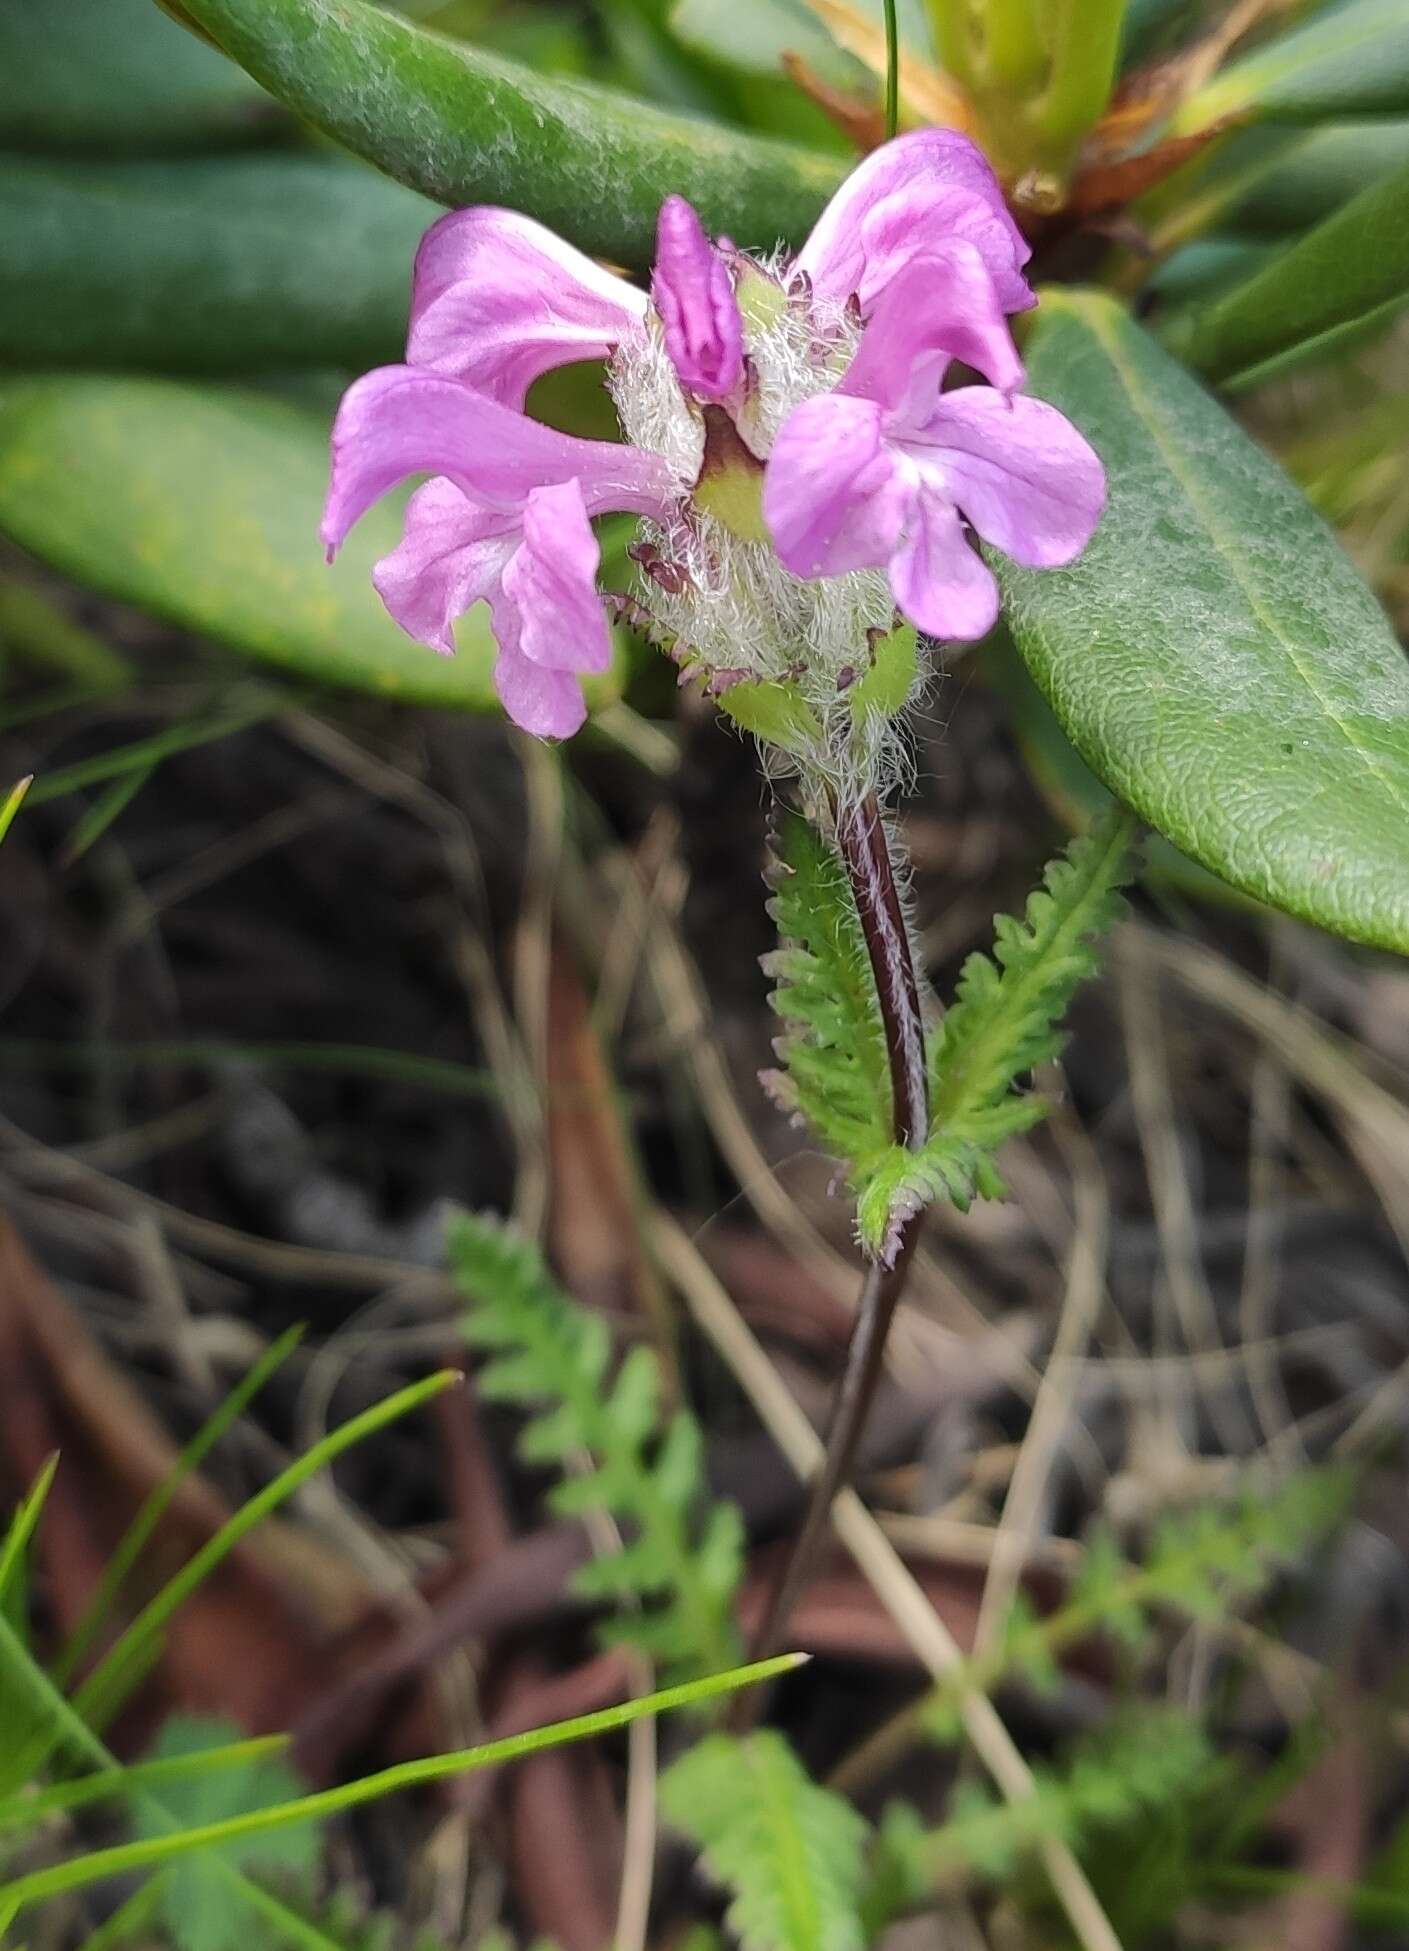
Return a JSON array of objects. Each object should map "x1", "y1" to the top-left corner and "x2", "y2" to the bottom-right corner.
[
  {"x1": 762, "y1": 810, "x2": 894, "y2": 1168},
  {"x1": 449, "y1": 1214, "x2": 742, "y2": 1678},
  {"x1": 132, "y1": 1715, "x2": 320, "y2": 1951},
  {"x1": 662, "y1": 1732, "x2": 869, "y2": 1951},
  {"x1": 852, "y1": 809, "x2": 1135, "y2": 1260}
]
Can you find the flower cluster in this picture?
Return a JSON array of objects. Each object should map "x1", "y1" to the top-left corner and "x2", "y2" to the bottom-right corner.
[{"x1": 323, "y1": 130, "x2": 1105, "y2": 752}]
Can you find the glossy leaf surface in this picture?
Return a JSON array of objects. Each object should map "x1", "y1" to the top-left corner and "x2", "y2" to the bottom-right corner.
[
  {"x1": 0, "y1": 379, "x2": 530, "y2": 714},
  {"x1": 997, "y1": 292, "x2": 1409, "y2": 954},
  {"x1": 171, "y1": 0, "x2": 844, "y2": 267},
  {"x1": 0, "y1": 157, "x2": 434, "y2": 375}
]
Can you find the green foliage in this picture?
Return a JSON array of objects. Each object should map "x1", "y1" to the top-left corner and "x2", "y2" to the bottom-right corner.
[
  {"x1": 449, "y1": 1213, "x2": 744, "y2": 1678},
  {"x1": 71, "y1": 1369, "x2": 460, "y2": 1737},
  {"x1": 764, "y1": 806, "x2": 1130, "y2": 1261},
  {"x1": 0, "y1": 379, "x2": 529, "y2": 716},
  {"x1": 924, "y1": 1467, "x2": 1353, "y2": 1738},
  {"x1": 132, "y1": 1716, "x2": 320, "y2": 1951},
  {"x1": 998, "y1": 289, "x2": 1409, "y2": 955},
  {"x1": 0, "y1": 0, "x2": 273, "y2": 155},
  {"x1": 980, "y1": 630, "x2": 1239, "y2": 905},
  {"x1": 0, "y1": 774, "x2": 30, "y2": 847},
  {"x1": 1, "y1": 156, "x2": 436, "y2": 374},
  {"x1": 1173, "y1": 0, "x2": 1409, "y2": 129},
  {"x1": 1071, "y1": 1466, "x2": 1354, "y2": 1631},
  {"x1": 1171, "y1": 156, "x2": 1409, "y2": 389},
  {"x1": 856, "y1": 808, "x2": 1134, "y2": 1259},
  {"x1": 168, "y1": 0, "x2": 842, "y2": 269},
  {"x1": 660, "y1": 1731, "x2": 870, "y2": 1951},
  {"x1": 0, "y1": 1651, "x2": 799, "y2": 1928},
  {"x1": 873, "y1": 1708, "x2": 1214, "y2": 1907},
  {"x1": 761, "y1": 809, "x2": 894, "y2": 1171}
]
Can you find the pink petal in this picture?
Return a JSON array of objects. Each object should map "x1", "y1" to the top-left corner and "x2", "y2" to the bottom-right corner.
[
  {"x1": 651, "y1": 195, "x2": 744, "y2": 403},
  {"x1": 795, "y1": 129, "x2": 1031, "y2": 315},
  {"x1": 500, "y1": 479, "x2": 612, "y2": 677},
  {"x1": 855, "y1": 182, "x2": 1034, "y2": 316},
  {"x1": 763, "y1": 393, "x2": 913, "y2": 581},
  {"x1": 371, "y1": 477, "x2": 517, "y2": 655},
  {"x1": 888, "y1": 487, "x2": 999, "y2": 641},
  {"x1": 837, "y1": 240, "x2": 1024, "y2": 418},
  {"x1": 321, "y1": 366, "x2": 672, "y2": 556},
  {"x1": 902, "y1": 388, "x2": 1106, "y2": 567},
  {"x1": 491, "y1": 616, "x2": 590, "y2": 739},
  {"x1": 407, "y1": 206, "x2": 647, "y2": 408}
]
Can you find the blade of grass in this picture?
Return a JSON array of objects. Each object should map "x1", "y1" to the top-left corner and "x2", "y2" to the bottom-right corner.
[
  {"x1": 0, "y1": 1610, "x2": 346, "y2": 1951},
  {"x1": 0, "y1": 1655, "x2": 806, "y2": 1918},
  {"x1": 73, "y1": 1872, "x2": 168, "y2": 1950},
  {"x1": 0, "y1": 774, "x2": 32, "y2": 844},
  {"x1": 71, "y1": 1368, "x2": 461, "y2": 1732},
  {"x1": 59, "y1": 762, "x2": 158, "y2": 866},
  {"x1": 882, "y1": 0, "x2": 898, "y2": 139},
  {"x1": 0, "y1": 1735, "x2": 291, "y2": 1835},
  {"x1": 23, "y1": 691, "x2": 286, "y2": 807},
  {"x1": 0, "y1": 1455, "x2": 58, "y2": 1614},
  {"x1": 53, "y1": 1327, "x2": 305, "y2": 1687},
  {"x1": 0, "y1": 683, "x2": 121, "y2": 734}
]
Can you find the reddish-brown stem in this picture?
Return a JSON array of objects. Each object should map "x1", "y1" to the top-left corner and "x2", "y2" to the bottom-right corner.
[
  {"x1": 834, "y1": 793, "x2": 929, "y2": 1150},
  {"x1": 733, "y1": 792, "x2": 928, "y2": 1716}
]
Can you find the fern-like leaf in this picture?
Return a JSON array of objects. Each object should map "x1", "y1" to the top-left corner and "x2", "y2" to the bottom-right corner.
[
  {"x1": 661, "y1": 1732, "x2": 870, "y2": 1951},
  {"x1": 855, "y1": 808, "x2": 1135, "y2": 1260},
  {"x1": 760, "y1": 810, "x2": 894, "y2": 1168},
  {"x1": 872, "y1": 1707, "x2": 1212, "y2": 1912},
  {"x1": 449, "y1": 1213, "x2": 743, "y2": 1680},
  {"x1": 921, "y1": 1464, "x2": 1352, "y2": 1745}
]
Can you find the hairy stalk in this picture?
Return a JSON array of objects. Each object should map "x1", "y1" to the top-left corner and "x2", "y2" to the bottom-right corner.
[{"x1": 738, "y1": 794, "x2": 927, "y2": 1706}]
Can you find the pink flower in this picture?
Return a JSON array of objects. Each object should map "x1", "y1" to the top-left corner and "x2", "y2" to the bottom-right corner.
[
  {"x1": 321, "y1": 369, "x2": 673, "y2": 737},
  {"x1": 793, "y1": 127, "x2": 1035, "y2": 318},
  {"x1": 763, "y1": 248, "x2": 1106, "y2": 642},
  {"x1": 405, "y1": 205, "x2": 650, "y2": 409},
  {"x1": 321, "y1": 129, "x2": 1095, "y2": 742}
]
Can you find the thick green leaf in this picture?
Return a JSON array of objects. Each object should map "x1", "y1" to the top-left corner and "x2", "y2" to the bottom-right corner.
[
  {"x1": 997, "y1": 291, "x2": 1409, "y2": 954},
  {"x1": 1227, "y1": 121, "x2": 1409, "y2": 236},
  {"x1": 1174, "y1": 0, "x2": 1409, "y2": 128},
  {"x1": 1168, "y1": 156, "x2": 1409, "y2": 387},
  {"x1": 1142, "y1": 122, "x2": 1409, "y2": 257},
  {"x1": 1120, "y1": 0, "x2": 1200, "y2": 70},
  {"x1": 1145, "y1": 236, "x2": 1277, "y2": 311},
  {"x1": 670, "y1": 0, "x2": 927, "y2": 85},
  {"x1": 0, "y1": 378, "x2": 547, "y2": 714},
  {"x1": 170, "y1": 0, "x2": 844, "y2": 268},
  {"x1": 670, "y1": 0, "x2": 865, "y2": 87},
  {"x1": 0, "y1": 0, "x2": 276, "y2": 154},
  {"x1": 0, "y1": 156, "x2": 435, "y2": 375},
  {"x1": 980, "y1": 632, "x2": 1253, "y2": 908}
]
